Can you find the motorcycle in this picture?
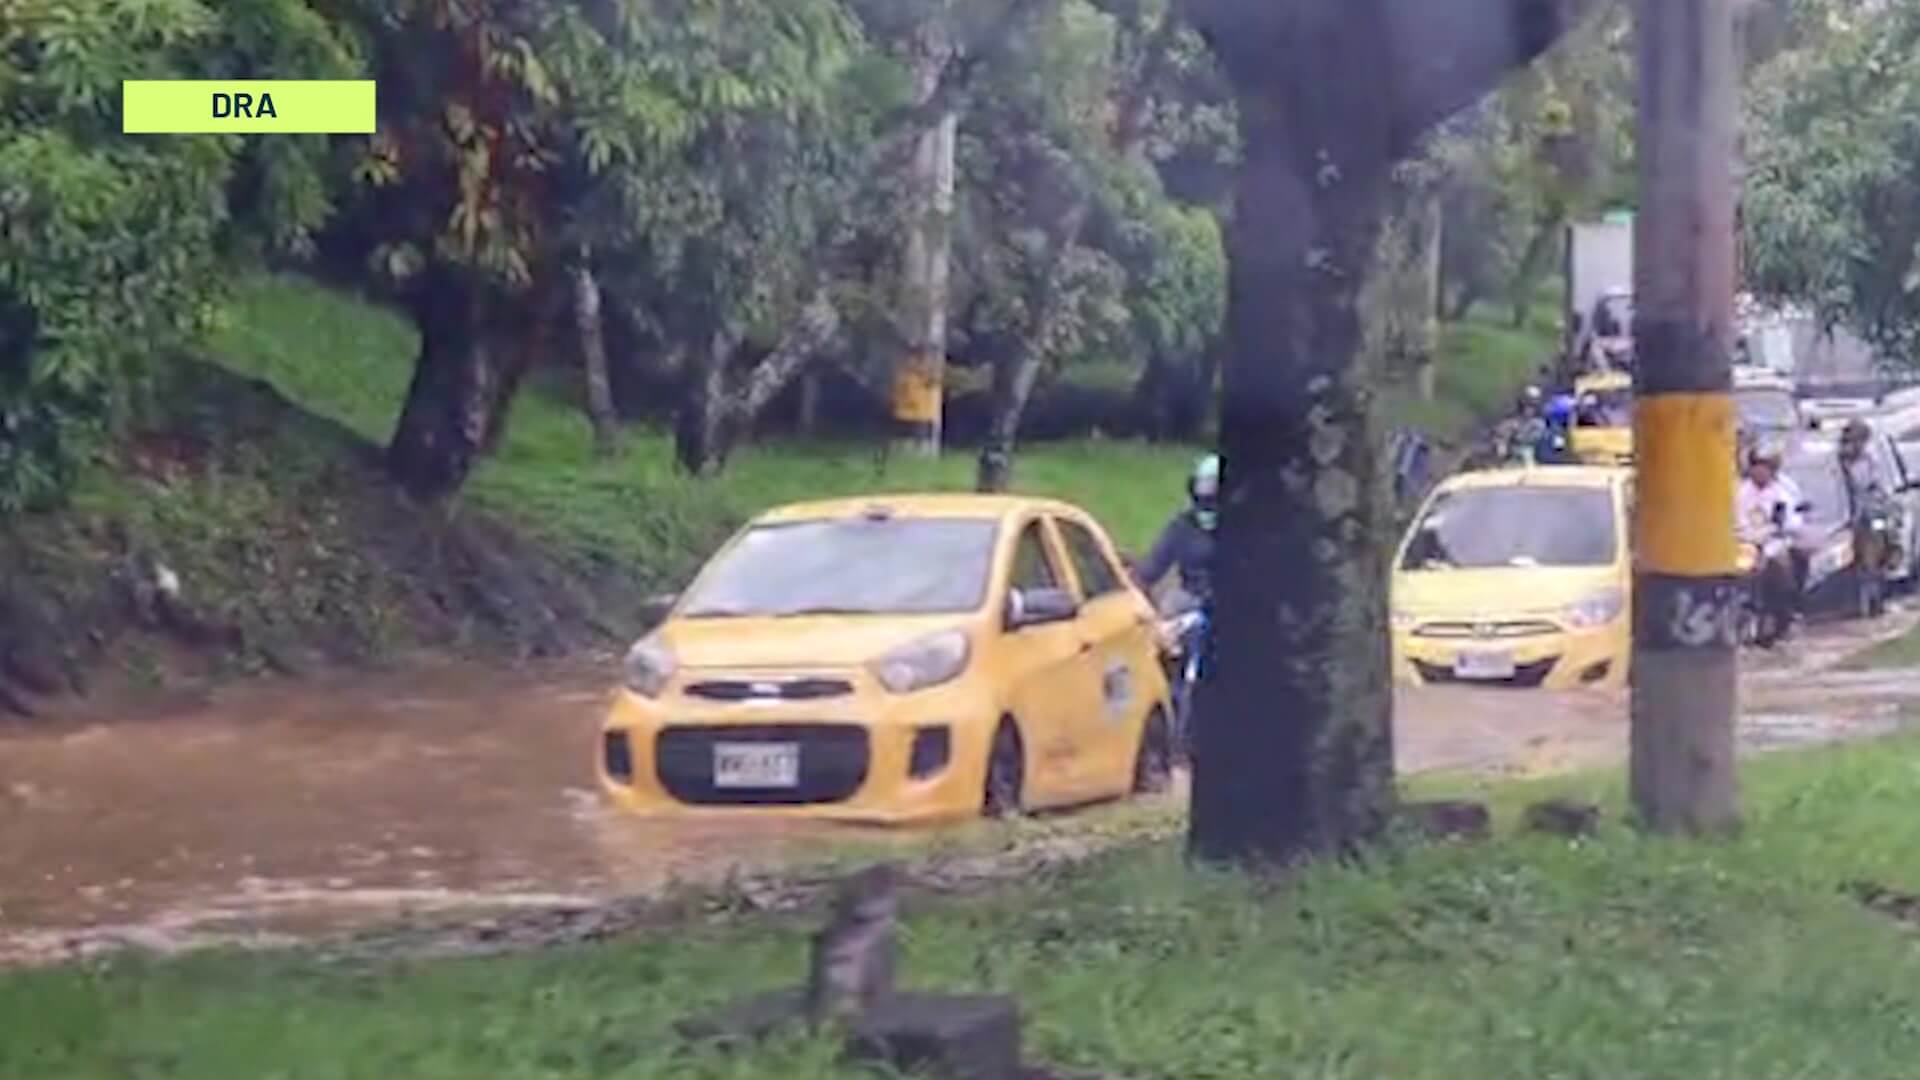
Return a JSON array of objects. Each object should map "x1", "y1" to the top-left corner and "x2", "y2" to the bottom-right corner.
[
  {"x1": 1852, "y1": 502, "x2": 1896, "y2": 618},
  {"x1": 1737, "y1": 502, "x2": 1803, "y2": 648},
  {"x1": 1155, "y1": 606, "x2": 1207, "y2": 765},
  {"x1": 1737, "y1": 538, "x2": 1792, "y2": 648}
]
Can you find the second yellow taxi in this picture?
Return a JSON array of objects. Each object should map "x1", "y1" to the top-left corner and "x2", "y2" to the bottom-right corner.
[
  {"x1": 1569, "y1": 370, "x2": 1634, "y2": 465},
  {"x1": 1392, "y1": 464, "x2": 1633, "y2": 690},
  {"x1": 599, "y1": 494, "x2": 1173, "y2": 824}
]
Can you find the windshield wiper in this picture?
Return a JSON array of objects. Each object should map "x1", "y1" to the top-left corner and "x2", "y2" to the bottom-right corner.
[{"x1": 773, "y1": 605, "x2": 878, "y2": 617}]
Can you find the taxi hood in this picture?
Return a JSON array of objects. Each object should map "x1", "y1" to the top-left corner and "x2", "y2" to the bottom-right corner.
[
  {"x1": 657, "y1": 614, "x2": 973, "y2": 671},
  {"x1": 1394, "y1": 565, "x2": 1622, "y2": 619}
]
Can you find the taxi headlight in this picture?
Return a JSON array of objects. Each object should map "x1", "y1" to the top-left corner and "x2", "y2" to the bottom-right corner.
[
  {"x1": 1562, "y1": 588, "x2": 1626, "y2": 629},
  {"x1": 621, "y1": 634, "x2": 677, "y2": 698},
  {"x1": 1390, "y1": 608, "x2": 1418, "y2": 630},
  {"x1": 869, "y1": 630, "x2": 971, "y2": 695}
]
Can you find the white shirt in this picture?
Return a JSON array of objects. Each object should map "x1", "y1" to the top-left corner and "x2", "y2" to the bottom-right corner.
[{"x1": 1736, "y1": 474, "x2": 1804, "y2": 545}]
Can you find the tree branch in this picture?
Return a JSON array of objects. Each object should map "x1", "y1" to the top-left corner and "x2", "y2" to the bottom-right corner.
[
  {"x1": 728, "y1": 290, "x2": 845, "y2": 423},
  {"x1": 877, "y1": 0, "x2": 1056, "y2": 139},
  {"x1": 1383, "y1": 0, "x2": 1604, "y2": 151}
]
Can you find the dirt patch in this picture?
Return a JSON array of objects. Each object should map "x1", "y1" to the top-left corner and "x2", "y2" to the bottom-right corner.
[
  {"x1": 0, "y1": 361, "x2": 654, "y2": 717},
  {"x1": 1846, "y1": 881, "x2": 1920, "y2": 928}
]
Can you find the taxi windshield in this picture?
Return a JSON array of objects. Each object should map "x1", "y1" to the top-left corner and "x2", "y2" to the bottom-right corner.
[
  {"x1": 1736, "y1": 387, "x2": 1797, "y2": 429},
  {"x1": 1402, "y1": 486, "x2": 1617, "y2": 570},
  {"x1": 681, "y1": 517, "x2": 999, "y2": 617}
]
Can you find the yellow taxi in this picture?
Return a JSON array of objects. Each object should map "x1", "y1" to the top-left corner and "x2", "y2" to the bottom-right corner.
[
  {"x1": 1570, "y1": 371, "x2": 1634, "y2": 465},
  {"x1": 1391, "y1": 465, "x2": 1632, "y2": 690},
  {"x1": 598, "y1": 494, "x2": 1173, "y2": 824}
]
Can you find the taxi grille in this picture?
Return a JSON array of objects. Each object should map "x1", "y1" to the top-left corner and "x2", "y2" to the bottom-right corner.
[
  {"x1": 683, "y1": 677, "x2": 854, "y2": 702},
  {"x1": 1413, "y1": 620, "x2": 1560, "y2": 639},
  {"x1": 655, "y1": 723, "x2": 869, "y2": 805},
  {"x1": 1412, "y1": 658, "x2": 1559, "y2": 687}
]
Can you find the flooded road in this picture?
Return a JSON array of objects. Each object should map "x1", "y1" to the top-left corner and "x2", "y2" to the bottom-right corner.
[{"x1": 4, "y1": 611, "x2": 1915, "y2": 966}]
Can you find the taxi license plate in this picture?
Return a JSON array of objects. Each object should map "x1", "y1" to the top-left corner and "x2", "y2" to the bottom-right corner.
[
  {"x1": 713, "y1": 742, "x2": 800, "y2": 788},
  {"x1": 1454, "y1": 650, "x2": 1516, "y2": 681}
]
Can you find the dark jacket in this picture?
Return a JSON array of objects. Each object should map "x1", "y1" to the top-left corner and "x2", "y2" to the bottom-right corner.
[{"x1": 1138, "y1": 509, "x2": 1215, "y2": 602}]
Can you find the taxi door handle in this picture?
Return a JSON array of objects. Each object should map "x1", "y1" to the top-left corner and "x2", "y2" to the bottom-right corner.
[{"x1": 1078, "y1": 640, "x2": 1095, "y2": 654}]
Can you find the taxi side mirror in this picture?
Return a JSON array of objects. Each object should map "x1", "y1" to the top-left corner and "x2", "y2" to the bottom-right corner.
[
  {"x1": 1006, "y1": 587, "x2": 1078, "y2": 630},
  {"x1": 638, "y1": 592, "x2": 679, "y2": 627}
]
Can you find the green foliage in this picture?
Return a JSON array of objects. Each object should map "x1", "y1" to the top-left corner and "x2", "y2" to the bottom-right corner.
[
  {"x1": 12, "y1": 733, "x2": 1920, "y2": 1078},
  {"x1": 336, "y1": 0, "x2": 867, "y2": 329},
  {"x1": 1744, "y1": 1, "x2": 1920, "y2": 359},
  {"x1": 1427, "y1": 4, "x2": 1634, "y2": 320},
  {"x1": 947, "y1": 0, "x2": 1225, "y2": 388},
  {"x1": 0, "y1": 0, "x2": 352, "y2": 512}
]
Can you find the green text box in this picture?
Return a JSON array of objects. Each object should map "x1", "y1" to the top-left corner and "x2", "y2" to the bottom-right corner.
[{"x1": 123, "y1": 81, "x2": 376, "y2": 134}]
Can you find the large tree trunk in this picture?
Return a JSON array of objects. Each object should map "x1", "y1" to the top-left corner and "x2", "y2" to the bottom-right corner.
[
  {"x1": 572, "y1": 251, "x2": 619, "y2": 458},
  {"x1": 1190, "y1": 87, "x2": 1399, "y2": 866},
  {"x1": 1184, "y1": 0, "x2": 1588, "y2": 867},
  {"x1": 892, "y1": 17, "x2": 957, "y2": 457},
  {"x1": 388, "y1": 274, "x2": 508, "y2": 502}
]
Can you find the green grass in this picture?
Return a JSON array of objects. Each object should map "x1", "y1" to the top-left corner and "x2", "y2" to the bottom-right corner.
[
  {"x1": 207, "y1": 276, "x2": 1195, "y2": 589},
  {"x1": 10, "y1": 737, "x2": 1920, "y2": 1079}
]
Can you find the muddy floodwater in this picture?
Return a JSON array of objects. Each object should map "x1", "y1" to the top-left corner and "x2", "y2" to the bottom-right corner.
[{"x1": 3, "y1": 612, "x2": 1915, "y2": 966}]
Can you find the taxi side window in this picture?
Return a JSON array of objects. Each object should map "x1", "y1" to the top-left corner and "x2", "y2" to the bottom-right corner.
[
  {"x1": 1058, "y1": 519, "x2": 1122, "y2": 598},
  {"x1": 1009, "y1": 521, "x2": 1061, "y2": 593}
]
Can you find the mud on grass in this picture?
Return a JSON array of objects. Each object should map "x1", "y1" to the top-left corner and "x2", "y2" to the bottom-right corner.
[
  {"x1": 11, "y1": 737, "x2": 1920, "y2": 1079},
  {"x1": 0, "y1": 360, "x2": 650, "y2": 711}
]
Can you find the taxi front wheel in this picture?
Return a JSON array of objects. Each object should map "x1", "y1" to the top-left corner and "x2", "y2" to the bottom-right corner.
[
  {"x1": 1132, "y1": 709, "x2": 1173, "y2": 795},
  {"x1": 983, "y1": 720, "x2": 1024, "y2": 819}
]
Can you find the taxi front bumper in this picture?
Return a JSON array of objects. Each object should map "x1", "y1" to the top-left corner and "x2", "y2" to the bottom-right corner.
[
  {"x1": 598, "y1": 677, "x2": 997, "y2": 825},
  {"x1": 1393, "y1": 619, "x2": 1627, "y2": 691}
]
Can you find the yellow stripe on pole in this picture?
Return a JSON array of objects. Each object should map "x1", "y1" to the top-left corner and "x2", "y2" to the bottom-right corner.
[{"x1": 1634, "y1": 391, "x2": 1738, "y2": 576}]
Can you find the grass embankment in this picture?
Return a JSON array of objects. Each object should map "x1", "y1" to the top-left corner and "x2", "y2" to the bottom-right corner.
[
  {"x1": 2, "y1": 274, "x2": 1551, "y2": 691},
  {"x1": 8, "y1": 736, "x2": 1920, "y2": 1078}
]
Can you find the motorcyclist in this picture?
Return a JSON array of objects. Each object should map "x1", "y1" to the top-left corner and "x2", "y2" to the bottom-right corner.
[
  {"x1": 1839, "y1": 419, "x2": 1887, "y2": 497},
  {"x1": 1493, "y1": 385, "x2": 1546, "y2": 465},
  {"x1": 1135, "y1": 453, "x2": 1218, "y2": 610},
  {"x1": 1838, "y1": 418, "x2": 1896, "y2": 577},
  {"x1": 1534, "y1": 393, "x2": 1579, "y2": 464},
  {"x1": 1134, "y1": 454, "x2": 1218, "y2": 761},
  {"x1": 1736, "y1": 443, "x2": 1805, "y2": 640}
]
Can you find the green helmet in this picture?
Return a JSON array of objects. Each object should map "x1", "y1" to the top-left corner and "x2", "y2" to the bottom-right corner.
[{"x1": 1189, "y1": 454, "x2": 1220, "y2": 530}]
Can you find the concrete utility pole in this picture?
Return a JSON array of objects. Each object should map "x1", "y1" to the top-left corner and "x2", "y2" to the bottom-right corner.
[{"x1": 1629, "y1": 0, "x2": 1742, "y2": 833}]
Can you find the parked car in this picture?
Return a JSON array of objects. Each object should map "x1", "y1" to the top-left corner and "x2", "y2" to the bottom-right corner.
[
  {"x1": 1391, "y1": 465, "x2": 1633, "y2": 690},
  {"x1": 599, "y1": 494, "x2": 1174, "y2": 824}
]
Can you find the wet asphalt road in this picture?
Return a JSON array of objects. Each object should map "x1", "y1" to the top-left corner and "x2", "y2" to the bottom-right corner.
[{"x1": 2, "y1": 609, "x2": 1913, "y2": 966}]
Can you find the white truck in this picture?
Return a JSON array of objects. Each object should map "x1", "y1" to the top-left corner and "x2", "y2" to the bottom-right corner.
[
  {"x1": 1563, "y1": 216, "x2": 1635, "y2": 377},
  {"x1": 1565, "y1": 213, "x2": 1805, "y2": 382}
]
